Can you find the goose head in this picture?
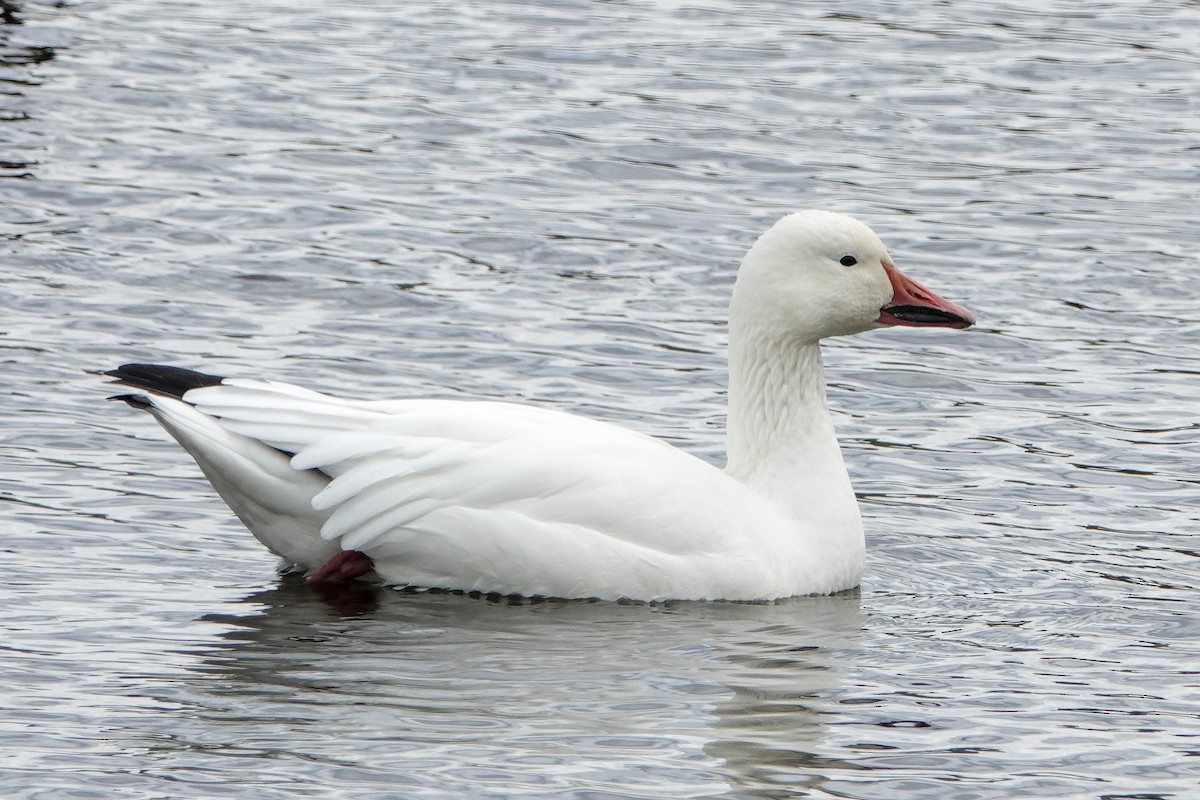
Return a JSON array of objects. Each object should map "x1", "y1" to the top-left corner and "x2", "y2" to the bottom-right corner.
[{"x1": 730, "y1": 210, "x2": 974, "y2": 344}]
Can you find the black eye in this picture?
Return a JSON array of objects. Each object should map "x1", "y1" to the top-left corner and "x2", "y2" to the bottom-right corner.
[{"x1": 839, "y1": 254, "x2": 858, "y2": 267}]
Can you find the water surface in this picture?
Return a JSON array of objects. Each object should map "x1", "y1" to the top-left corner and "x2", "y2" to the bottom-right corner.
[{"x1": 1, "y1": 1, "x2": 1198, "y2": 797}]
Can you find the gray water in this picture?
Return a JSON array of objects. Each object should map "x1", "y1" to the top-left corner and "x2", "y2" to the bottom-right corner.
[{"x1": 2, "y1": 1, "x2": 1198, "y2": 797}]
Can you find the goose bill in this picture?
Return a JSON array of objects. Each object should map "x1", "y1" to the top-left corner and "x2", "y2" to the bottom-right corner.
[{"x1": 878, "y1": 261, "x2": 975, "y2": 329}]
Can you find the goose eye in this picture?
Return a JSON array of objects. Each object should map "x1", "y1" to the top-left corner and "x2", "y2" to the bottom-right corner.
[{"x1": 839, "y1": 254, "x2": 858, "y2": 267}]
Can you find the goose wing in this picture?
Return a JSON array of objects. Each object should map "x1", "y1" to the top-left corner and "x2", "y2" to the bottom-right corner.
[{"x1": 180, "y1": 379, "x2": 783, "y2": 599}]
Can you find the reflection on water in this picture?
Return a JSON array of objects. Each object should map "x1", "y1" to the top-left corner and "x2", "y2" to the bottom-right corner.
[
  {"x1": 0, "y1": 5, "x2": 54, "y2": 70},
  {"x1": 0, "y1": 1, "x2": 22, "y2": 28},
  {"x1": 0, "y1": 0, "x2": 50, "y2": 189},
  {"x1": 175, "y1": 580, "x2": 864, "y2": 797}
]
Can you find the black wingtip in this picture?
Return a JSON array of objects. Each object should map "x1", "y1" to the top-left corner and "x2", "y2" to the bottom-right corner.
[
  {"x1": 107, "y1": 393, "x2": 155, "y2": 409},
  {"x1": 104, "y1": 363, "x2": 227, "y2": 399}
]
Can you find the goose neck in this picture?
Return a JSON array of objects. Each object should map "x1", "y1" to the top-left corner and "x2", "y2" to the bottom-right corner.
[{"x1": 725, "y1": 331, "x2": 836, "y2": 482}]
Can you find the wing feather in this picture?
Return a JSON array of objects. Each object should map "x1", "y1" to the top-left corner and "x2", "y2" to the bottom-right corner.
[
  {"x1": 305, "y1": 420, "x2": 753, "y2": 557},
  {"x1": 310, "y1": 447, "x2": 464, "y2": 511},
  {"x1": 159, "y1": 374, "x2": 792, "y2": 597},
  {"x1": 289, "y1": 432, "x2": 423, "y2": 472}
]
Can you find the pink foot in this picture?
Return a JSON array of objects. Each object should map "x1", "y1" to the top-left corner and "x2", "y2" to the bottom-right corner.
[{"x1": 308, "y1": 550, "x2": 375, "y2": 584}]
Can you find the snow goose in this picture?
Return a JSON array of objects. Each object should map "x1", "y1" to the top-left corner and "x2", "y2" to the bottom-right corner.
[{"x1": 106, "y1": 210, "x2": 973, "y2": 601}]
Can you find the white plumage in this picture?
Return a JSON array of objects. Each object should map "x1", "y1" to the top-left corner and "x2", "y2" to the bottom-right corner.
[{"x1": 108, "y1": 210, "x2": 973, "y2": 601}]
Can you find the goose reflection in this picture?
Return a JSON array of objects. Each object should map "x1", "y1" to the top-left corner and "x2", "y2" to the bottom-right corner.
[{"x1": 191, "y1": 578, "x2": 865, "y2": 796}]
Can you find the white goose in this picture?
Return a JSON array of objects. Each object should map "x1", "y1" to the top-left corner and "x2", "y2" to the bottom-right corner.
[{"x1": 107, "y1": 211, "x2": 973, "y2": 601}]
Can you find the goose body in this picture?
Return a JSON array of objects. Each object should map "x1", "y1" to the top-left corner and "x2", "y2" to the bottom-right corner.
[{"x1": 107, "y1": 211, "x2": 973, "y2": 601}]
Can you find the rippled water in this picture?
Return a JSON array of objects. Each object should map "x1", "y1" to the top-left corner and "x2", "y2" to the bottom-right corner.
[{"x1": 2, "y1": 1, "x2": 1198, "y2": 797}]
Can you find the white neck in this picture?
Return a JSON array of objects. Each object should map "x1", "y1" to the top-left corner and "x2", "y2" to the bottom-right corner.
[
  {"x1": 726, "y1": 329, "x2": 833, "y2": 477},
  {"x1": 724, "y1": 324, "x2": 859, "y2": 534}
]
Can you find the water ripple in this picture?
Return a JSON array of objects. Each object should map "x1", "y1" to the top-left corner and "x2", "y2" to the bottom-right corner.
[{"x1": 2, "y1": 0, "x2": 1199, "y2": 797}]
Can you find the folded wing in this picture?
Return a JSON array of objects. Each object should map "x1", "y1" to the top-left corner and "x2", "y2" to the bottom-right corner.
[{"x1": 177, "y1": 378, "x2": 782, "y2": 598}]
